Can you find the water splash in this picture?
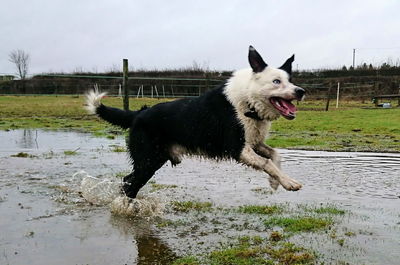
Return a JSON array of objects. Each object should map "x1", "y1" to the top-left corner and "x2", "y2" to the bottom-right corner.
[
  {"x1": 77, "y1": 171, "x2": 122, "y2": 205},
  {"x1": 75, "y1": 171, "x2": 165, "y2": 217},
  {"x1": 110, "y1": 196, "x2": 165, "y2": 218}
]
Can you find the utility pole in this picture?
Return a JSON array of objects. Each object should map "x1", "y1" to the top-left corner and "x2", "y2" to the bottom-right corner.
[
  {"x1": 352, "y1": 48, "x2": 356, "y2": 69},
  {"x1": 122, "y1": 59, "x2": 129, "y2": 111}
]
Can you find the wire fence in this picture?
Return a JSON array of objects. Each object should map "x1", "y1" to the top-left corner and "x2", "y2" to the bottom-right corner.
[
  {"x1": 1, "y1": 74, "x2": 399, "y2": 101},
  {"x1": 0, "y1": 74, "x2": 226, "y2": 98}
]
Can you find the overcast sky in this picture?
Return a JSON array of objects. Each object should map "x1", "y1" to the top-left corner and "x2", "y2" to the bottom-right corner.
[{"x1": 1, "y1": 0, "x2": 400, "y2": 75}]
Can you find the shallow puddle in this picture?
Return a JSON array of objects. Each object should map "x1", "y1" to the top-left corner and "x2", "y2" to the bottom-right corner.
[{"x1": 0, "y1": 129, "x2": 399, "y2": 264}]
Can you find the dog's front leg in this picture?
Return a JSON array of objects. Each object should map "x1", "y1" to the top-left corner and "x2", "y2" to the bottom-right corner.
[
  {"x1": 240, "y1": 145, "x2": 302, "y2": 191},
  {"x1": 253, "y1": 143, "x2": 282, "y2": 190},
  {"x1": 254, "y1": 143, "x2": 281, "y2": 169}
]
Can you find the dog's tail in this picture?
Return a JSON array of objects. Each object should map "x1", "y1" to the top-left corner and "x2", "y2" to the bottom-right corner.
[{"x1": 85, "y1": 90, "x2": 142, "y2": 129}]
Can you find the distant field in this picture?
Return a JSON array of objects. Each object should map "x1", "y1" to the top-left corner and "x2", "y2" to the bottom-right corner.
[{"x1": 0, "y1": 95, "x2": 399, "y2": 152}]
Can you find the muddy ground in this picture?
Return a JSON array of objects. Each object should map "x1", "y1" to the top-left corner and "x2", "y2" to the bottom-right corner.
[{"x1": 0, "y1": 130, "x2": 399, "y2": 264}]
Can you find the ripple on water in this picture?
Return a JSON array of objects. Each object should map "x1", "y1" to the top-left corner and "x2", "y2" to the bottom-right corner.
[{"x1": 280, "y1": 149, "x2": 400, "y2": 200}]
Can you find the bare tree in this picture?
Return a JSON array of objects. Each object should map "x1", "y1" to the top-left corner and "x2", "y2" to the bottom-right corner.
[{"x1": 8, "y1": 49, "x2": 30, "y2": 79}]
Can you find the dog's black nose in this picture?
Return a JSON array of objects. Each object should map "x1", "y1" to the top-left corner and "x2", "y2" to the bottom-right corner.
[{"x1": 294, "y1": 87, "x2": 305, "y2": 100}]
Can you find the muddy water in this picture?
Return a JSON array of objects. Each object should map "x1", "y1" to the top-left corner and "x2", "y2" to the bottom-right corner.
[{"x1": 0, "y1": 129, "x2": 399, "y2": 265}]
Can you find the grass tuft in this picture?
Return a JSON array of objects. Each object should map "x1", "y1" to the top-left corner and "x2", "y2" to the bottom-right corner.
[
  {"x1": 209, "y1": 246, "x2": 270, "y2": 265},
  {"x1": 264, "y1": 216, "x2": 333, "y2": 233},
  {"x1": 344, "y1": 231, "x2": 356, "y2": 237},
  {"x1": 11, "y1": 152, "x2": 36, "y2": 158},
  {"x1": 172, "y1": 256, "x2": 200, "y2": 265},
  {"x1": 172, "y1": 235, "x2": 315, "y2": 265},
  {"x1": 238, "y1": 205, "x2": 284, "y2": 215},
  {"x1": 156, "y1": 219, "x2": 188, "y2": 228},
  {"x1": 207, "y1": 237, "x2": 314, "y2": 265},
  {"x1": 151, "y1": 183, "x2": 178, "y2": 192},
  {"x1": 171, "y1": 201, "x2": 213, "y2": 212},
  {"x1": 265, "y1": 242, "x2": 314, "y2": 265},
  {"x1": 337, "y1": 238, "x2": 345, "y2": 246},
  {"x1": 63, "y1": 150, "x2": 78, "y2": 156},
  {"x1": 269, "y1": 231, "x2": 284, "y2": 242},
  {"x1": 312, "y1": 206, "x2": 346, "y2": 215},
  {"x1": 110, "y1": 145, "x2": 126, "y2": 152}
]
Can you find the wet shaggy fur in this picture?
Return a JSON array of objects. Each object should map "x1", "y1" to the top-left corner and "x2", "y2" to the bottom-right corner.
[{"x1": 85, "y1": 46, "x2": 305, "y2": 198}]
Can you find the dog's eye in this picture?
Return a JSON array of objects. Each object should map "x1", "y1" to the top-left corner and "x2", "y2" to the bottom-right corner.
[{"x1": 273, "y1": 79, "x2": 281, "y2": 85}]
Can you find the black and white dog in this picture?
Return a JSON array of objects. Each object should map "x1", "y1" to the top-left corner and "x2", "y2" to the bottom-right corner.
[{"x1": 85, "y1": 46, "x2": 305, "y2": 198}]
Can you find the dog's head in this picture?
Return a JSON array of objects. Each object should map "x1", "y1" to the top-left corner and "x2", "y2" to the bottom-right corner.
[{"x1": 246, "y1": 46, "x2": 305, "y2": 120}]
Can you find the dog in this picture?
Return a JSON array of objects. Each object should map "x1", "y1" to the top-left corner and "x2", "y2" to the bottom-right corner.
[{"x1": 85, "y1": 46, "x2": 305, "y2": 198}]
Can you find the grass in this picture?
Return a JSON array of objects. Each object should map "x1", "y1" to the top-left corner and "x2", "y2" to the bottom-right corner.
[
  {"x1": 269, "y1": 231, "x2": 284, "y2": 242},
  {"x1": 156, "y1": 219, "x2": 188, "y2": 228},
  {"x1": 0, "y1": 95, "x2": 171, "y2": 135},
  {"x1": 168, "y1": 203, "x2": 347, "y2": 264},
  {"x1": 63, "y1": 150, "x2": 78, "y2": 156},
  {"x1": 268, "y1": 106, "x2": 400, "y2": 152},
  {"x1": 264, "y1": 242, "x2": 314, "y2": 265},
  {"x1": 150, "y1": 183, "x2": 178, "y2": 192},
  {"x1": 264, "y1": 216, "x2": 333, "y2": 233},
  {"x1": 171, "y1": 201, "x2": 213, "y2": 212},
  {"x1": 0, "y1": 95, "x2": 171, "y2": 118},
  {"x1": 238, "y1": 205, "x2": 284, "y2": 215},
  {"x1": 0, "y1": 95, "x2": 399, "y2": 152},
  {"x1": 310, "y1": 206, "x2": 346, "y2": 215},
  {"x1": 344, "y1": 231, "x2": 356, "y2": 237},
  {"x1": 172, "y1": 256, "x2": 200, "y2": 265},
  {"x1": 10, "y1": 152, "x2": 36, "y2": 158},
  {"x1": 110, "y1": 145, "x2": 126, "y2": 152},
  {"x1": 173, "y1": 236, "x2": 315, "y2": 265},
  {"x1": 115, "y1": 171, "x2": 129, "y2": 178},
  {"x1": 209, "y1": 246, "x2": 272, "y2": 265},
  {"x1": 337, "y1": 238, "x2": 345, "y2": 247}
]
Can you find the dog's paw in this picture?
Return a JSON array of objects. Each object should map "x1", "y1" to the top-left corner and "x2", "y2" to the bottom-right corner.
[{"x1": 280, "y1": 177, "x2": 302, "y2": 191}]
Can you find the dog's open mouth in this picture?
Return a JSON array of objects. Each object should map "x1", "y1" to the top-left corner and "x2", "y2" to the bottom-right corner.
[{"x1": 270, "y1": 97, "x2": 297, "y2": 120}]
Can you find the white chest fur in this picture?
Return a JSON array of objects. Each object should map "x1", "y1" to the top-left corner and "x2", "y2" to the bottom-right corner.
[{"x1": 237, "y1": 111, "x2": 271, "y2": 145}]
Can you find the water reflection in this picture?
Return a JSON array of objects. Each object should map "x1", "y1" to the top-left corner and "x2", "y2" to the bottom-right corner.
[
  {"x1": 110, "y1": 216, "x2": 177, "y2": 264},
  {"x1": 17, "y1": 129, "x2": 38, "y2": 149},
  {"x1": 0, "y1": 129, "x2": 122, "y2": 153}
]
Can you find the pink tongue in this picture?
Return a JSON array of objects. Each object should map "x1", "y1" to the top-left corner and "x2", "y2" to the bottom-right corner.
[{"x1": 280, "y1": 99, "x2": 297, "y2": 114}]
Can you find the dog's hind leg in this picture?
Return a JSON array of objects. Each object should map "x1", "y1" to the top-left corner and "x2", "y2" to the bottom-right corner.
[
  {"x1": 122, "y1": 163, "x2": 165, "y2": 198},
  {"x1": 240, "y1": 145, "x2": 302, "y2": 191},
  {"x1": 122, "y1": 129, "x2": 167, "y2": 198}
]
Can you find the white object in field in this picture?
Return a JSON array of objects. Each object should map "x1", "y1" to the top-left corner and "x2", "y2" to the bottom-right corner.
[{"x1": 336, "y1": 82, "x2": 340, "y2": 108}]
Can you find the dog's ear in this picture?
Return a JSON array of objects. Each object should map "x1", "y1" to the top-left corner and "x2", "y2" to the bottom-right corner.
[
  {"x1": 279, "y1": 54, "x2": 295, "y2": 75},
  {"x1": 248, "y1": 46, "x2": 268, "y2": 73}
]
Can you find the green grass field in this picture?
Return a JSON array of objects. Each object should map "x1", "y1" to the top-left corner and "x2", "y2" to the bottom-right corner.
[{"x1": 0, "y1": 95, "x2": 399, "y2": 152}]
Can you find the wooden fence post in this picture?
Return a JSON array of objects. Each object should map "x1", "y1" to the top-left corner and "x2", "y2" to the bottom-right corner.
[
  {"x1": 398, "y1": 87, "x2": 400, "y2": 106},
  {"x1": 123, "y1": 59, "x2": 129, "y2": 111},
  {"x1": 325, "y1": 82, "x2": 332, "y2": 111}
]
